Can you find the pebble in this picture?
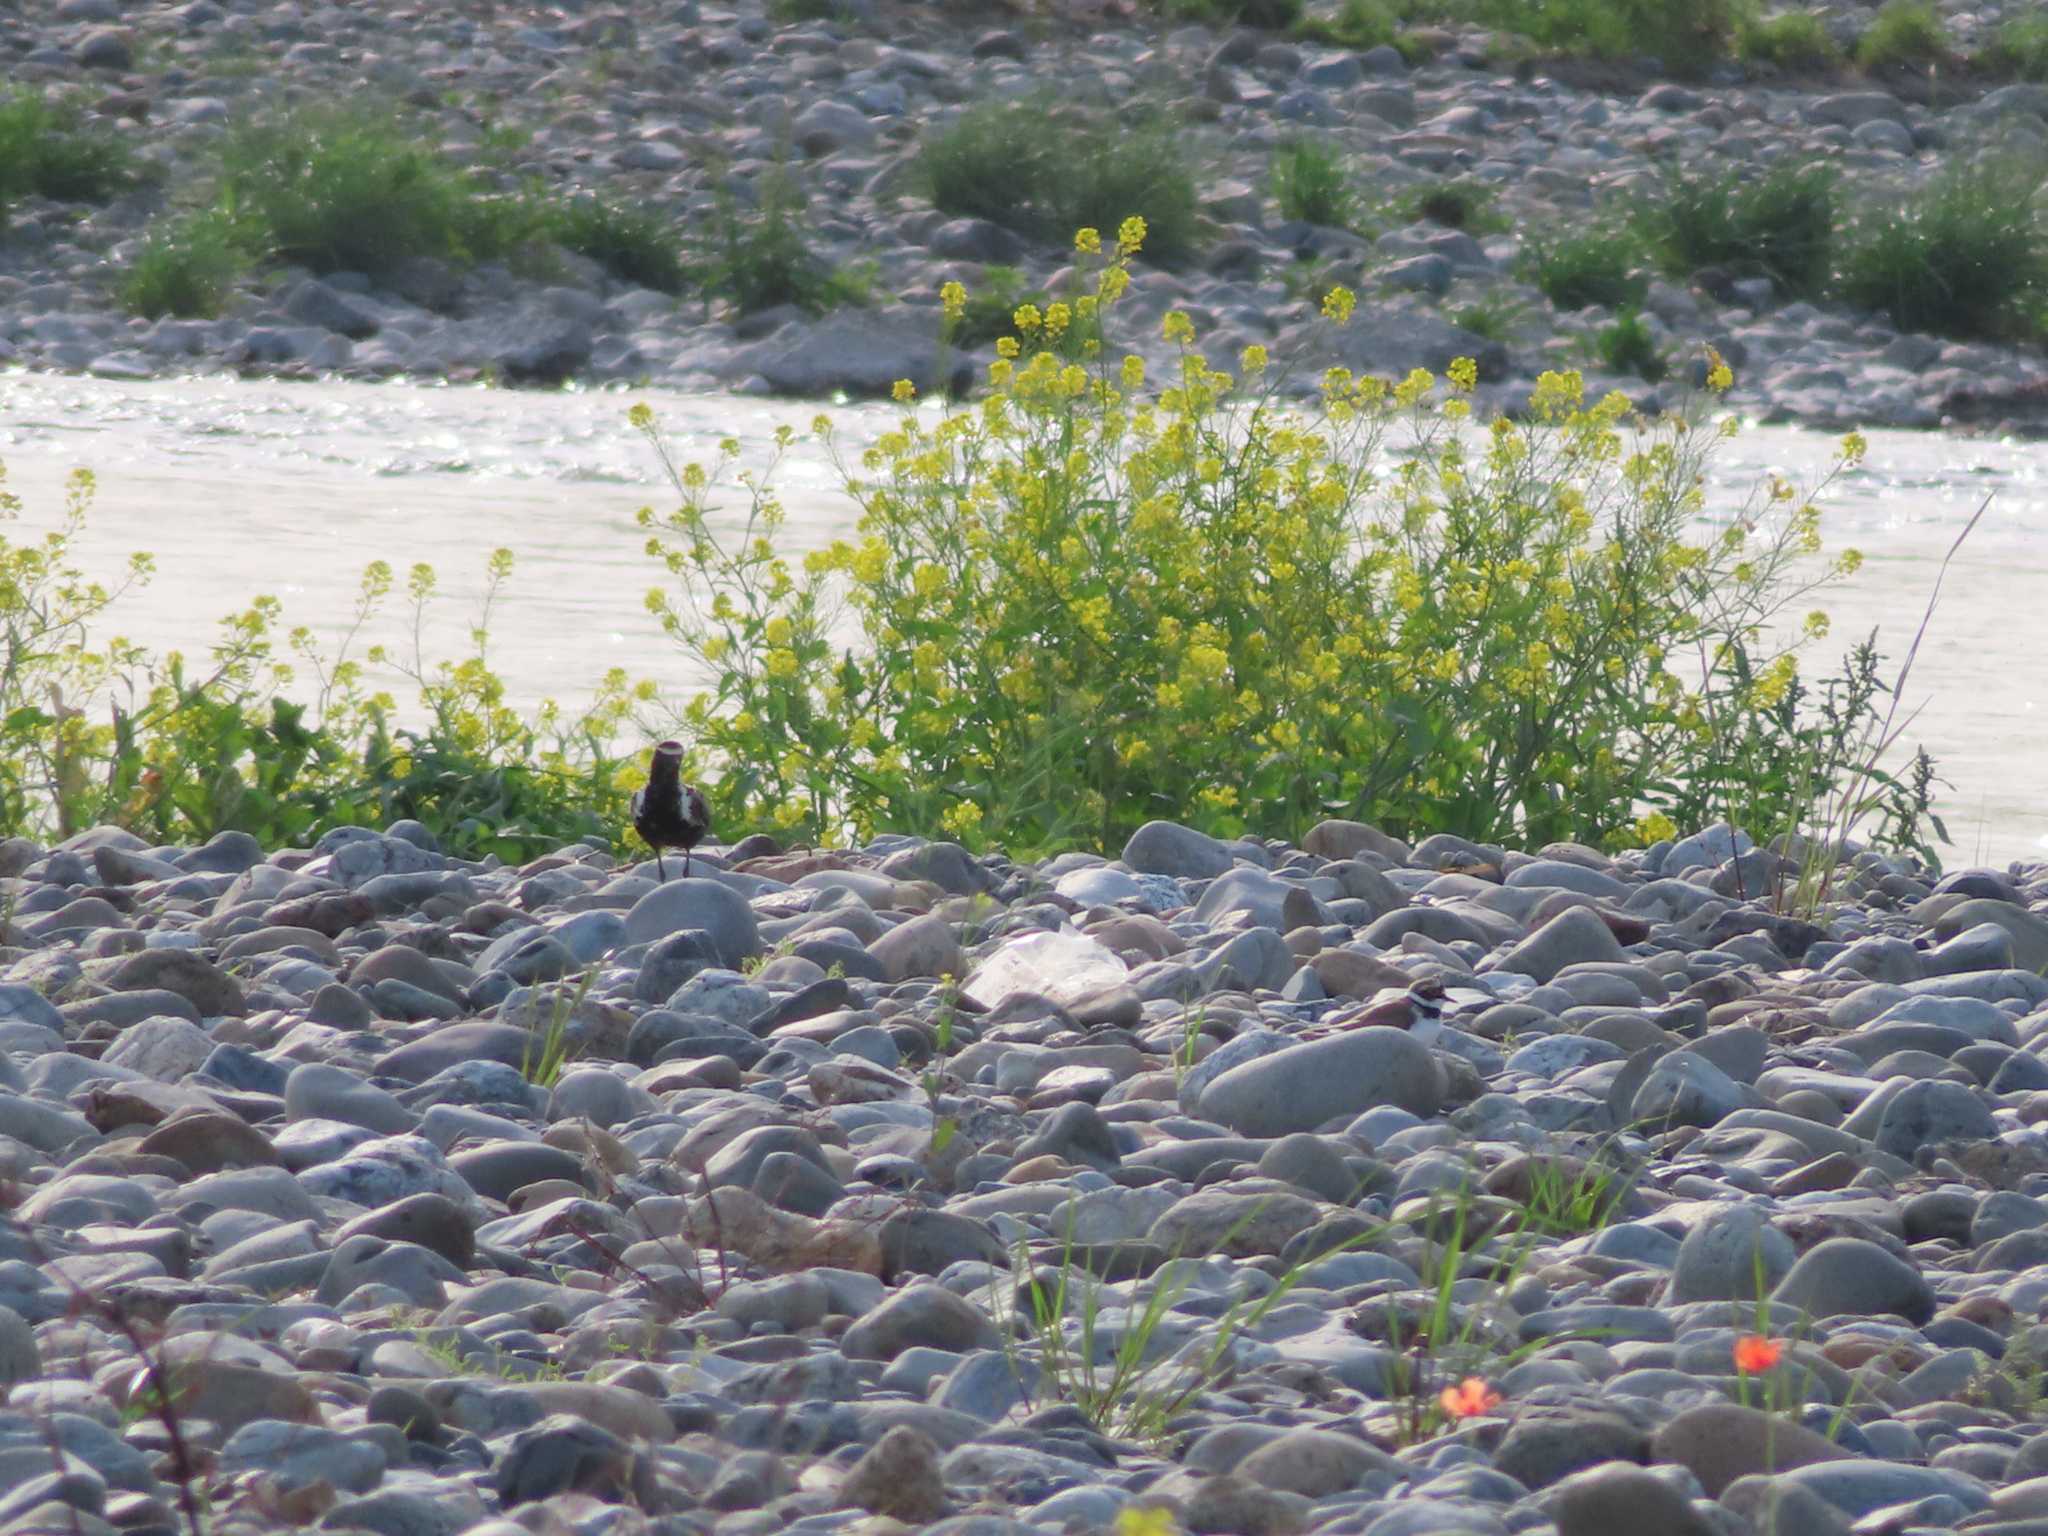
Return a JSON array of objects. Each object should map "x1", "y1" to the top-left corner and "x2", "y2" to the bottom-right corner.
[{"x1": 0, "y1": 815, "x2": 2045, "y2": 1532}]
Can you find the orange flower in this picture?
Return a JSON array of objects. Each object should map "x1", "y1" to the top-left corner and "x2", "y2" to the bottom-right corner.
[
  {"x1": 1438, "y1": 1377, "x2": 1502, "y2": 1419},
  {"x1": 1733, "y1": 1334, "x2": 1785, "y2": 1374}
]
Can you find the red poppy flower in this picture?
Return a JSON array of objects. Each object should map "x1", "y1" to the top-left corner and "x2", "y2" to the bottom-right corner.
[
  {"x1": 1438, "y1": 1377, "x2": 1503, "y2": 1418},
  {"x1": 1733, "y1": 1334, "x2": 1785, "y2": 1374}
]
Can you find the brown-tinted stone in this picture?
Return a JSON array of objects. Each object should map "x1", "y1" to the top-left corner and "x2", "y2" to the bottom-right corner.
[{"x1": 1649, "y1": 1402, "x2": 1855, "y2": 1497}]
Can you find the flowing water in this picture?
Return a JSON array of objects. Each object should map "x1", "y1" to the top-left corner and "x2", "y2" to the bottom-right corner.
[{"x1": 1, "y1": 369, "x2": 2042, "y2": 865}]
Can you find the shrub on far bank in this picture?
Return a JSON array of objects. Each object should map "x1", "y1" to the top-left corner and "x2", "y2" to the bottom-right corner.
[
  {"x1": 1470, "y1": 0, "x2": 1744, "y2": 78},
  {"x1": 1519, "y1": 227, "x2": 1648, "y2": 312},
  {"x1": 1983, "y1": 15, "x2": 2048, "y2": 81},
  {"x1": 921, "y1": 102, "x2": 1202, "y2": 266},
  {"x1": 0, "y1": 90, "x2": 137, "y2": 212},
  {"x1": 767, "y1": 0, "x2": 862, "y2": 21},
  {"x1": 1629, "y1": 160, "x2": 1838, "y2": 300},
  {"x1": 1388, "y1": 177, "x2": 1508, "y2": 234},
  {"x1": 1854, "y1": 0, "x2": 1951, "y2": 74},
  {"x1": 1833, "y1": 157, "x2": 2048, "y2": 342},
  {"x1": 693, "y1": 167, "x2": 869, "y2": 315},
  {"x1": 1294, "y1": 0, "x2": 1400, "y2": 49},
  {"x1": 1447, "y1": 289, "x2": 1527, "y2": 343},
  {"x1": 119, "y1": 212, "x2": 246, "y2": 319},
  {"x1": 1736, "y1": 10, "x2": 1841, "y2": 72},
  {"x1": 1589, "y1": 307, "x2": 1668, "y2": 380},
  {"x1": 546, "y1": 195, "x2": 687, "y2": 295},
  {"x1": 116, "y1": 101, "x2": 847, "y2": 321},
  {"x1": 214, "y1": 107, "x2": 543, "y2": 282},
  {"x1": 1160, "y1": 0, "x2": 1303, "y2": 27},
  {"x1": 1294, "y1": 0, "x2": 1438, "y2": 61}
]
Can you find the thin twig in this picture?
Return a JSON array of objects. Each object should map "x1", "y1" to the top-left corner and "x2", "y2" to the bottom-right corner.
[{"x1": 1824, "y1": 491, "x2": 1991, "y2": 877}]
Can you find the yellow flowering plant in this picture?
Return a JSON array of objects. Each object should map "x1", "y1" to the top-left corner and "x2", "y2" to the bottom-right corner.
[
  {"x1": 0, "y1": 460, "x2": 642, "y2": 855},
  {"x1": 637, "y1": 225, "x2": 1877, "y2": 855}
]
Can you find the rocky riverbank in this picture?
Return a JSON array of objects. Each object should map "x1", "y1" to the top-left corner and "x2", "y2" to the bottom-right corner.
[
  {"x1": 6, "y1": 812, "x2": 2048, "y2": 1535},
  {"x1": 4, "y1": 0, "x2": 2048, "y2": 431}
]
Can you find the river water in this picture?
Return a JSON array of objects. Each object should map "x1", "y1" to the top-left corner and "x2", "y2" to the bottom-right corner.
[{"x1": 1, "y1": 370, "x2": 2041, "y2": 866}]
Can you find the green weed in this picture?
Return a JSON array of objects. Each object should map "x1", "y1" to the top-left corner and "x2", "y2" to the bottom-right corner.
[
  {"x1": 1588, "y1": 307, "x2": 1669, "y2": 382},
  {"x1": 1388, "y1": 178, "x2": 1508, "y2": 235},
  {"x1": 1628, "y1": 159, "x2": 1837, "y2": 300},
  {"x1": 1172, "y1": 1004, "x2": 1208, "y2": 1085},
  {"x1": 921, "y1": 101, "x2": 1202, "y2": 266},
  {"x1": 926, "y1": 975, "x2": 961, "y2": 1159},
  {"x1": 1854, "y1": 0, "x2": 1951, "y2": 74},
  {"x1": 1984, "y1": 14, "x2": 2048, "y2": 79},
  {"x1": 1832, "y1": 156, "x2": 2048, "y2": 342},
  {"x1": 547, "y1": 195, "x2": 686, "y2": 295},
  {"x1": 1519, "y1": 227, "x2": 1649, "y2": 311},
  {"x1": 1448, "y1": 289, "x2": 1528, "y2": 343},
  {"x1": 768, "y1": 0, "x2": 862, "y2": 20},
  {"x1": 1514, "y1": 1148, "x2": 1632, "y2": 1238},
  {"x1": 119, "y1": 212, "x2": 247, "y2": 320},
  {"x1": 1471, "y1": 0, "x2": 1744, "y2": 77},
  {"x1": 1293, "y1": 0, "x2": 1401, "y2": 50},
  {"x1": 1374, "y1": 1185, "x2": 1551, "y2": 1445},
  {"x1": 694, "y1": 166, "x2": 867, "y2": 315},
  {"x1": 1271, "y1": 138, "x2": 1359, "y2": 230},
  {"x1": 635, "y1": 237, "x2": 1874, "y2": 857},
  {"x1": 1736, "y1": 10, "x2": 1840, "y2": 71},
  {"x1": 1160, "y1": 0, "x2": 1303, "y2": 26},
  {"x1": 213, "y1": 105, "x2": 542, "y2": 283},
  {"x1": 1007, "y1": 1220, "x2": 1367, "y2": 1444},
  {"x1": 521, "y1": 967, "x2": 596, "y2": 1088},
  {"x1": 0, "y1": 90, "x2": 137, "y2": 212}
]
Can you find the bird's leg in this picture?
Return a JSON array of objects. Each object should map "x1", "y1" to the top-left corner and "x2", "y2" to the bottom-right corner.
[
  {"x1": 683, "y1": 849, "x2": 692, "y2": 879},
  {"x1": 655, "y1": 850, "x2": 666, "y2": 883}
]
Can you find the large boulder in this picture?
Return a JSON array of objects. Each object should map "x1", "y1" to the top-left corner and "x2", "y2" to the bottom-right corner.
[
  {"x1": 1193, "y1": 1027, "x2": 1440, "y2": 1136},
  {"x1": 726, "y1": 310, "x2": 974, "y2": 398}
]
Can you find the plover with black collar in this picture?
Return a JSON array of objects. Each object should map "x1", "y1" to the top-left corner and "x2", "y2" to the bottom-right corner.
[{"x1": 630, "y1": 739, "x2": 711, "y2": 881}]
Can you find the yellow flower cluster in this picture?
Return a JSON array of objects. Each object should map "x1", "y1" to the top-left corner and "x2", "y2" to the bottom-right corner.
[{"x1": 624, "y1": 214, "x2": 1861, "y2": 855}]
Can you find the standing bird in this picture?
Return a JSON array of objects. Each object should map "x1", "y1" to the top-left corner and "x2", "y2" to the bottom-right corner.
[
  {"x1": 1303, "y1": 977, "x2": 1451, "y2": 1044},
  {"x1": 630, "y1": 740, "x2": 711, "y2": 881}
]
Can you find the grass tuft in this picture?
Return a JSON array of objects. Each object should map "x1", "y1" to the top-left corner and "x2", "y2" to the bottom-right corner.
[
  {"x1": 1472, "y1": 0, "x2": 1744, "y2": 78},
  {"x1": 1984, "y1": 14, "x2": 2048, "y2": 80},
  {"x1": 1520, "y1": 226, "x2": 1648, "y2": 312},
  {"x1": 119, "y1": 212, "x2": 247, "y2": 320},
  {"x1": 1270, "y1": 138, "x2": 1358, "y2": 230},
  {"x1": 1832, "y1": 157, "x2": 2048, "y2": 342},
  {"x1": 521, "y1": 969, "x2": 594, "y2": 1088},
  {"x1": 546, "y1": 196, "x2": 686, "y2": 295},
  {"x1": 1590, "y1": 308, "x2": 1669, "y2": 382},
  {"x1": 1390, "y1": 177, "x2": 1508, "y2": 234},
  {"x1": 215, "y1": 106, "x2": 542, "y2": 283},
  {"x1": 695, "y1": 166, "x2": 869, "y2": 315},
  {"x1": 1629, "y1": 160, "x2": 1838, "y2": 300},
  {"x1": 1736, "y1": 10, "x2": 1840, "y2": 71},
  {"x1": 1448, "y1": 289, "x2": 1527, "y2": 343},
  {"x1": 767, "y1": 0, "x2": 862, "y2": 20},
  {"x1": 1161, "y1": 0, "x2": 1304, "y2": 26},
  {"x1": 0, "y1": 90, "x2": 137, "y2": 212},
  {"x1": 1854, "y1": 0, "x2": 1951, "y2": 74},
  {"x1": 922, "y1": 101, "x2": 1202, "y2": 266},
  {"x1": 1293, "y1": 0, "x2": 1401, "y2": 49},
  {"x1": 1005, "y1": 1219, "x2": 1366, "y2": 1445}
]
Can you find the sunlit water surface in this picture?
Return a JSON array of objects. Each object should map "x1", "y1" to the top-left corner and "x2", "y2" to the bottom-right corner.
[{"x1": 2, "y1": 370, "x2": 2041, "y2": 864}]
